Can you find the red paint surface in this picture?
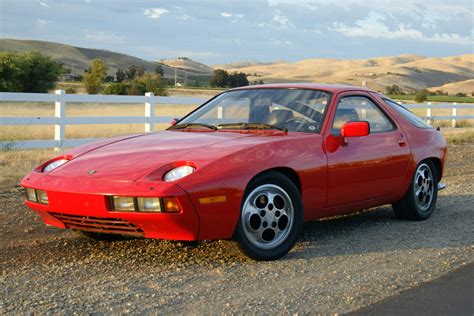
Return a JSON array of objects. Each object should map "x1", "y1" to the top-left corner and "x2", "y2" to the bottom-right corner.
[{"x1": 21, "y1": 84, "x2": 447, "y2": 241}]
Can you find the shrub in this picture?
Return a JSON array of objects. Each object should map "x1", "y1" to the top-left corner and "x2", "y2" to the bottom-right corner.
[
  {"x1": 0, "y1": 51, "x2": 63, "y2": 92},
  {"x1": 65, "y1": 87, "x2": 77, "y2": 94},
  {"x1": 415, "y1": 89, "x2": 428, "y2": 103},
  {"x1": 103, "y1": 83, "x2": 127, "y2": 95},
  {"x1": 136, "y1": 73, "x2": 167, "y2": 96}
]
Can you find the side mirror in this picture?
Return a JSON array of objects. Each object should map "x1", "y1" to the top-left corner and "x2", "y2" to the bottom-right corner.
[{"x1": 340, "y1": 121, "x2": 369, "y2": 138}]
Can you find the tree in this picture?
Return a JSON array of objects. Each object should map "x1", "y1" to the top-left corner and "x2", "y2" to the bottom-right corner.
[
  {"x1": 137, "y1": 66, "x2": 145, "y2": 77},
  {"x1": 126, "y1": 65, "x2": 138, "y2": 79},
  {"x1": 209, "y1": 69, "x2": 230, "y2": 87},
  {"x1": 415, "y1": 89, "x2": 428, "y2": 103},
  {"x1": 0, "y1": 51, "x2": 62, "y2": 92},
  {"x1": 115, "y1": 69, "x2": 126, "y2": 82},
  {"x1": 104, "y1": 74, "x2": 168, "y2": 96},
  {"x1": 83, "y1": 58, "x2": 107, "y2": 94},
  {"x1": 155, "y1": 64, "x2": 164, "y2": 76},
  {"x1": 136, "y1": 73, "x2": 167, "y2": 96},
  {"x1": 228, "y1": 72, "x2": 249, "y2": 88},
  {"x1": 385, "y1": 84, "x2": 402, "y2": 95}
]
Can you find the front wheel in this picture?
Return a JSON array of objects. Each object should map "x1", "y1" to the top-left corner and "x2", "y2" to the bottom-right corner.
[
  {"x1": 392, "y1": 161, "x2": 438, "y2": 220},
  {"x1": 225, "y1": 171, "x2": 303, "y2": 261}
]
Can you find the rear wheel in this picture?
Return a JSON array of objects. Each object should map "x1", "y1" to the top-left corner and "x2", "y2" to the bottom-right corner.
[
  {"x1": 225, "y1": 171, "x2": 303, "y2": 261},
  {"x1": 392, "y1": 161, "x2": 438, "y2": 220}
]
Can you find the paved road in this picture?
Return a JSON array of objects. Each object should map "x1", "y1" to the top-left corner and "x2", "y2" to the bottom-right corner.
[{"x1": 351, "y1": 262, "x2": 474, "y2": 315}]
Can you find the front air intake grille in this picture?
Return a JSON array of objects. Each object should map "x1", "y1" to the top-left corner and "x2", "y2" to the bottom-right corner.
[{"x1": 49, "y1": 213, "x2": 144, "y2": 237}]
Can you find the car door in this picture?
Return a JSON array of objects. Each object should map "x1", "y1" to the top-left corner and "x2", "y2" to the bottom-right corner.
[{"x1": 324, "y1": 92, "x2": 411, "y2": 207}]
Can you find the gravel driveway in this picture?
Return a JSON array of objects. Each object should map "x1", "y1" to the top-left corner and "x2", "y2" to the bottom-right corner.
[{"x1": 1, "y1": 144, "x2": 473, "y2": 314}]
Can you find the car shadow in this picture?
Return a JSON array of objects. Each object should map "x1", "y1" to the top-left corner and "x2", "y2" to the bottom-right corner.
[{"x1": 2, "y1": 194, "x2": 472, "y2": 268}]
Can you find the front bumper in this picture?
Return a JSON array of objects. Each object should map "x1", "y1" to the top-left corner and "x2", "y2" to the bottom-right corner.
[
  {"x1": 21, "y1": 172, "x2": 200, "y2": 241},
  {"x1": 438, "y1": 182, "x2": 447, "y2": 191}
]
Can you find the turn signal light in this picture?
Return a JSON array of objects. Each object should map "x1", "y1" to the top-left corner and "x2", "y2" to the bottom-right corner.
[{"x1": 163, "y1": 198, "x2": 181, "y2": 213}]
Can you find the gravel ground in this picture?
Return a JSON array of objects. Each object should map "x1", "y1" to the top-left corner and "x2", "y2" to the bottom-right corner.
[{"x1": 1, "y1": 144, "x2": 473, "y2": 314}]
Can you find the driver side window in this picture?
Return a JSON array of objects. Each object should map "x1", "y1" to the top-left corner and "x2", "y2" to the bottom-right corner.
[{"x1": 332, "y1": 96, "x2": 394, "y2": 134}]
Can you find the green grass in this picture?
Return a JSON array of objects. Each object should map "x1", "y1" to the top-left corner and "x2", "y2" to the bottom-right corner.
[{"x1": 388, "y1": 95, "x2": 474, "y2": 103}]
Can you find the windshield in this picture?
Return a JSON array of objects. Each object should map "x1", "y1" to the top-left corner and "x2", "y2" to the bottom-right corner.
[{"x1": 177, "y1": 88, "x2": 331, "y2": 133}]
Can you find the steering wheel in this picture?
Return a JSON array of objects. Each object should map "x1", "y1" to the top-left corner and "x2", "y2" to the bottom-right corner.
[{"x1": 285, "y1": 117, "x2": 313, "y2": 132}]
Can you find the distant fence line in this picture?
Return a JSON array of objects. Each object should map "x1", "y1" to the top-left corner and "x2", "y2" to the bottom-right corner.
[{"x1": 1, "y1": 91, "x2": 473, "y2": 150}]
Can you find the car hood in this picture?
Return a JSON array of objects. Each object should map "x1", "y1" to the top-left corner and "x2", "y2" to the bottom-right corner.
[{"x1": 48, "y1": 131, "x2": 267, "y2": 182}]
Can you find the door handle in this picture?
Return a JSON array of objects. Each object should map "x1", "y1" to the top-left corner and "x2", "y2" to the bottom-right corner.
[{"x1": 398, "y1": 134, "x2": 406, "y2": 147}]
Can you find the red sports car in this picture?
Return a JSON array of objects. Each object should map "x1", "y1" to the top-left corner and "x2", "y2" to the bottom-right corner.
[{"x1": 22, "y1": 84, "x2": 447, "y2": 260}]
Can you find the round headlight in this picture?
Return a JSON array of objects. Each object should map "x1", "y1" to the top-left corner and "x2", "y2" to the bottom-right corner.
[
  {"x1": 164, "y1": 165, "x2": 195, "y2": 182},
  {"x1": 43, "y1": 159, "x2": 69, "y2": 172}
]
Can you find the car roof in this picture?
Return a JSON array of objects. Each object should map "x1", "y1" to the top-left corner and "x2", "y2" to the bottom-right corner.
[{"x1": 229, "y1": 83, "x2": 375, "y2": 94}]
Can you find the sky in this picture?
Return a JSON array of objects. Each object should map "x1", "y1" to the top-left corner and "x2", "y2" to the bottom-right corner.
[{"x1": 1, "y1": 0, "x2": 473, "y2": 64}]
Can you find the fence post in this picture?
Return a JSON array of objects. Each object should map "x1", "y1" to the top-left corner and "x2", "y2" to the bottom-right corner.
[
  {"x1": 145, "y1": 92, "x2": 155, "y2": 132},
  {"x1": 426, "y1": 102, "x2": 432, "y2": 125},
  {"x1": 54, "y1": 90, "x2": 65, "y2": 151},
  {"x1": 452, "y1": 102, "x2": 457, "y2": 128}
]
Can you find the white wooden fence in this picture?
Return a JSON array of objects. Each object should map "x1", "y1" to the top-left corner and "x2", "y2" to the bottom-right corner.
[
  {"x1": 0, "y1": 90, "x2": 206, "y2": 150},
  {"x1": 1, "y1": 91, "x2": 473, "y2": 150}
]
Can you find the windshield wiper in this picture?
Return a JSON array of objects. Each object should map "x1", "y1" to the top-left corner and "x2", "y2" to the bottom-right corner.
[
  {"x1": 217, "y1": 122, "x2": 287, "y2": 132},
  {"x1": 168, "y1": 123, "x2": 217, "y2": 130}
]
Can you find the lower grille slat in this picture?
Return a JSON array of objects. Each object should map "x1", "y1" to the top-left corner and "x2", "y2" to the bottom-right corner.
[{"x1": 49, "y1": 212, "x2": 144, "y2": 237}]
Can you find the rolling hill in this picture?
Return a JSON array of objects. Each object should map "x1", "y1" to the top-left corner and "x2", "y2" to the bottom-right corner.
[
  {"x1": 218, "y1": 54, "x2": 474, "y2": 93},
  {"x1": 1, "y1": 39, "x2": 472, "y2": 93},
  {"x1": 0, "y1": 39, "x2": 212, "y2": 85}
]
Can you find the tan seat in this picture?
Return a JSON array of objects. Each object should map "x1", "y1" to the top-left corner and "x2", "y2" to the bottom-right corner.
[{"x1": 267, "y1": 110, "x2": 294, "y2": 127}]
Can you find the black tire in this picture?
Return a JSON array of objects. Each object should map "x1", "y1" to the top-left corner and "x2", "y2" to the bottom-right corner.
[
  {"x1": 75, "y1": 230, "x2": 127, "y2": 241},
  {"x1": 225, "y1": 171, "x2": 303, "y2": 261},
  {"x1": 392, "y1": 160, "x2": 438, "y2": 221}
]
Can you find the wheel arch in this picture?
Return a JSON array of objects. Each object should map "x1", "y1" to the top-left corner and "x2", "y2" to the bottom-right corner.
[
  {"x1": 248, "y1": 167, "x2": 302, "y2": 194},
  {"x1": 424, "y1": 157, "x2": 443, "y2": 182}
]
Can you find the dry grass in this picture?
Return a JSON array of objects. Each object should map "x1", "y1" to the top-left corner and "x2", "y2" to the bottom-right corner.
[
  {"x1": 0, "y1": 103, "x2": 199, "y2": 141},
  {"x1": 223, "y1": 54, "x2": 474, "y2": 92},
  {"x1": 0, "y1": 149, "x2": 56, "y2": 189}
]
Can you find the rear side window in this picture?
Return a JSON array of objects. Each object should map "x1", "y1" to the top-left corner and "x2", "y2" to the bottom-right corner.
[{"x1": 383, "y1": 99, "x2": 432, "y2": 129}]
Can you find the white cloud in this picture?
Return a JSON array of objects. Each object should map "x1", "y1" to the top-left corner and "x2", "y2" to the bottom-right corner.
[
  {"x1": 221, "y1": 12, "x2": 233, "y2": 18},
  {"x1": 143, "y1": 8, "x2": 168, "y2": 20},
  {"x1": 39, "y1": 1, "x2": 49, "y2": 8},
  {"x1": 332, "y1": 12, "x2": 473, "y2": 45},
  {"x1": 37, "y1": 19, "x2": 48, "y2": 25},
  {"x1": 272, "y1": 10, "x2": 292, "y2": 28}
]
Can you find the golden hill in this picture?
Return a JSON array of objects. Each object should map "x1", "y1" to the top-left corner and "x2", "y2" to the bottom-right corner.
[{"x1": 219, "y1": 54, "x2": 474, "y2": 93}]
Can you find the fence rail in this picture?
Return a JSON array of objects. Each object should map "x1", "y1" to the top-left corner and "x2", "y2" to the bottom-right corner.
[
  {"x1": 1, "y1": 91, "x2": 473, "y2": 150},
  {"x1": 1, "y1": 90, "x2": 206, "y2": 150}
]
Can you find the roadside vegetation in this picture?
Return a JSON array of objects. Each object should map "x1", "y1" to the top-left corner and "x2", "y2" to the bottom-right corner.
[
  {"x1": 386, "y1": 84, "x2": 474, "y2": 103},
  {"x1": 0, "y1": 51, "x2": 65, "y2": 92}
]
